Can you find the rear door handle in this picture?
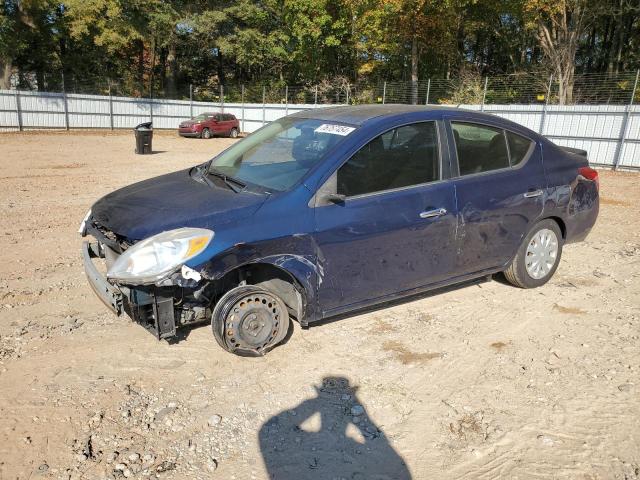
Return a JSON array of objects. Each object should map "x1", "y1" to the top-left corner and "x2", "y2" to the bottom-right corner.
[
  {"x1": 523, "y1": 189, "x2": 543, "y2": 198},
  {"x1": 419, "y1": 208, "x2": 447, "y2": 219}
]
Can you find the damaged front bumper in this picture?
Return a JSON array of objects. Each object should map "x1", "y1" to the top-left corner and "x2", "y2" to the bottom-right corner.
[
  {"x1": 82, "y1": 241, "x2": 123, "y2": 315},
  {"x1": 82, "y1": 241, "x2": 180, "y2": 340}
]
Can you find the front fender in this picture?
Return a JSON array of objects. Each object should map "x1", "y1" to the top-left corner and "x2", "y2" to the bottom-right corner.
[{"x1": 197, "y1": 236, "x2": 321, "y2": 323}]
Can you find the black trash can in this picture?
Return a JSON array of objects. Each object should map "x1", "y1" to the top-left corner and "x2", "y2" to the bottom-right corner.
[{"x1": 134, "y1": 122, "x2": 153, "y2": 154}]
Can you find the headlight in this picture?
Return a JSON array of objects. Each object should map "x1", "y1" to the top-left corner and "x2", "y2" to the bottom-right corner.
[{"x1": 107, "y1": 228, "x2": 214, "y2": 284}]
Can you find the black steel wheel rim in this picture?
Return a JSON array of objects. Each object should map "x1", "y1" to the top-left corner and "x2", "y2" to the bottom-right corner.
[{"x1": 222, "y1": 291, "x2": 285, "y2": 353}]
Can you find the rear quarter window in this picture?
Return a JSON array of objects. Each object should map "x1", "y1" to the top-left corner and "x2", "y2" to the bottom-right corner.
[{"x1": 507, "y1": 131, "x2": 534, "y2": 166}]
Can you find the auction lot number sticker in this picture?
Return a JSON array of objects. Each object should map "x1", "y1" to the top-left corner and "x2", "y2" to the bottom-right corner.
[{"x1": 314, "y1": 124, "x2": 356, "y2": 136}]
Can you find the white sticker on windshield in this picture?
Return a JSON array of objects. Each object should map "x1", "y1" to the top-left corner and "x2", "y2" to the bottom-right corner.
[{"x1": 314, "y1": 124, "x2": 355, "y2": 136}]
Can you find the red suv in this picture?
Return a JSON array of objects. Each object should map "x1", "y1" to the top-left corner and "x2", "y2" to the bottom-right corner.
[{"x1": 178, "y1": 112, "x2": 240, "y2": 139}]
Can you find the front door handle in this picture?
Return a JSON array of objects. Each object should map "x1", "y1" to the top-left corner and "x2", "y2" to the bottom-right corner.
[
  {"x1": 523, "y1": 189, "x2": 543, "y2": 198},
  {"x1": 419, "y1": 208, "x2": 447, "y2": 219}
]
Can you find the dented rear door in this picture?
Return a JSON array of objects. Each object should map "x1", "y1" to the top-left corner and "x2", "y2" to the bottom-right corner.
[{"x1": 445, "y1": 119, "x2": 547, "y2": 274}]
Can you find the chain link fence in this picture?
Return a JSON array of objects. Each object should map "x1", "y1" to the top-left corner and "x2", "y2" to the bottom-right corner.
[{"x1": 14, "y1": 71, "x2": 640, "y2": 106}]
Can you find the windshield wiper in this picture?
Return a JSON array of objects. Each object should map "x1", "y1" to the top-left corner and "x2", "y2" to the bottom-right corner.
[{"x1": 207, "y1": 168, "x2": 246, "y2": 193}]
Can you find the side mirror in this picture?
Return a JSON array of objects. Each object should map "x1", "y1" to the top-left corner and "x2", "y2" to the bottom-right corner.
[{"x1": 324, "y1": 193, "x2": 346, "y2": 205}]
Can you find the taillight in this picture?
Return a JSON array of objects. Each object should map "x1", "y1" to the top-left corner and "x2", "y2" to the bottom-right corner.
[{"x1": 578, "y1": 166, "x2": 599, "y2": 191}]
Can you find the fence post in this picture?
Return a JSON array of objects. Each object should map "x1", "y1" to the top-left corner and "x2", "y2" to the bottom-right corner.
[
  {"x1": 148, "y1": 76, "x2": 153, "y2": 123},
  {"x1": 425, "y1": 78, "x2": 431, "y2": 105},
  {"x1": 481, "y1": 76, "x2": 488, "y2": 111},
  {"x1": 62, "y1": 72, "x2": 70, "y2": 130},
  {"x1": 220, "y1": 85, "x2": 224, "y2": 112},
  {"x1": 382, "y1": 82, "x2": 386, "y2": 104},
  {"x1": 262, "y1": 86, "x2": 266, "y2": 126},
  {"x1": 189, "y1": 84, "x2": 193, "y2": 118},
  {"x1": 346, "y1": 84, "x2": 350, "y2": 105},
  {"x1": 314, "y1": 85, "x2": 318, "y2": 108},
  {"x1": 108, "y1": 82, "x2": 114, "y2": 130},
  {"x1": 63, "y1": 92, "x2": 70, "y2": 130},
  {"x1": 241, "y1": 84, "x2": 245, "y2": 133},
  {"x1": 613, "y1": 69, "x2": 639, "y2": 170},
  {"x1": 285, "y1": 85, "x2": 288, "y2": 115},
  {"x1": 15, "y1": 90, "x2": 23, "y2": 131},
  {"x1": 538, "y1": 75, "x2": 553, "y2": 135}
]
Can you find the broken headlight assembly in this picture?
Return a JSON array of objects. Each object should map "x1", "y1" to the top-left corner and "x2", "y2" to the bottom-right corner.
[{"x1": 106, "y1": 228, "x2": 214, "y2": 285}]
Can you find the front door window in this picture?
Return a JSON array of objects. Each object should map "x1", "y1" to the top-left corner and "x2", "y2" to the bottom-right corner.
[{"x1": 337, "y1": 122, "x2": 440, "y2": 197}]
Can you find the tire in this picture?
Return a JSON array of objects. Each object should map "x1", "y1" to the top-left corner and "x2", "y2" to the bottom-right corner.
[
  {"x1": 212, "y1": 285, "x2": 290, "y2": 357},
  {"x1": 504, "y1": 219, "x2": 563, "y2": 288},
  {"x1": 201, "y1": 128, "x2": 211, "y2": 139},
  {"x1": 229, "y1": 127, "x2": 239, "y2": 138}
]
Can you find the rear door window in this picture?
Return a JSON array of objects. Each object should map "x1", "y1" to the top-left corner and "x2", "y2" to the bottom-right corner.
[
  {"x1": 337, "y1": 121, "x2": 439, "y2": 197},
  {"x1": 452, "y1": 122, "x2": 509, "y2": 175}
]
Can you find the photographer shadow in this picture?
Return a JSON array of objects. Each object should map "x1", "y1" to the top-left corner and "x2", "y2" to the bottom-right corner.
[{"x1": 259, "y1": 376, "x2": 412, "y2": 479}]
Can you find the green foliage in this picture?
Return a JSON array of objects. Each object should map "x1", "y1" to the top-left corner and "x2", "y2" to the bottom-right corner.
[
  {"x1": 0, "y1": 0, "x2": 638, "y2": 96},
  {"x1": 441, "y1": 69, "x2": 485, "y2": 104}
]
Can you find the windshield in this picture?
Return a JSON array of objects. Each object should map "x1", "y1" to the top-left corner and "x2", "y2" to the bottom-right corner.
[
  {"x1": 209, "y1": 118, "x2": 356, "y2": 191},
  {"x1": 192, "y1": 113, "x2": 213, "y2": 121}
]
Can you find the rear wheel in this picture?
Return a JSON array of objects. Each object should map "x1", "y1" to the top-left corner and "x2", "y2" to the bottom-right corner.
[
  {"x1": 212, "y1": 285, "x2": 290, "y2": 356},
  {"x1": 229, "y1": 127, "x2": 239, "y2": 138},
  {"x1": 201, "y1": 128, "x2": 211, "y2": 139},
  {"x1": 504, "y1": 219, "x2": 563, "y2": 288}
]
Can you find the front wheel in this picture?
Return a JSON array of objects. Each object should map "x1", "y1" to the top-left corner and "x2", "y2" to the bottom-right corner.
[
  {"x1": 504, "y1": 219, "x2": 563, "y2": 288},
  {"x1": 201, "y1": 128, "x2": 211, "y2": 139},
  {"x1": 229, "y1": 127, "x2": 239, "y2": 138},
  {"x1": 212, "y1": 285, "x2": 290, "y2": 356}
]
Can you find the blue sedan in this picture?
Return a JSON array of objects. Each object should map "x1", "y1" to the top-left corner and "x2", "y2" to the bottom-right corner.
[{"x1": 80, "y1": 105, "x2": 599, "y2": 356}]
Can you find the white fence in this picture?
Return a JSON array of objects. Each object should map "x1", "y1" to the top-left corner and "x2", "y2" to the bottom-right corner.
[{"x1": 1, "y1": 89, "x2": 639, "y2": 169}]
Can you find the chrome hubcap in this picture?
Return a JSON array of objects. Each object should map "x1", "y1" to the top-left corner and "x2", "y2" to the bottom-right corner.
[{"x1": 525, "y1": 228, "x2": 558, "y2": 279}]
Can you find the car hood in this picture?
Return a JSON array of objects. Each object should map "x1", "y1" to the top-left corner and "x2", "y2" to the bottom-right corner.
[{"x1": 91, "y1": 169, "x2": 267, "y2": 241}]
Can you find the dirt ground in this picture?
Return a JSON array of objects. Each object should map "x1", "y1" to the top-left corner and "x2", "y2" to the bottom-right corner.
[{"x1": 0, "y1": 130, "x2": 639, "y2": 480}]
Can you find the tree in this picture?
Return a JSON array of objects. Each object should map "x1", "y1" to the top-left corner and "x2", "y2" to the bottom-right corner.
[
  {"x1": 524, "y1": 0, "x2": 591, "y2": 104},
  {"x1": 0, "y1": 0, "x2": 63, "y2": 90},
  {"x1": 276, "y1": 0, "x2": 356, "y2": 82},
  {"x1": 354, "y1": 0, "x2": 456, "y2": 101},
  {"x1": 1, "y1": 0, "x2": 637, "y2": 101},
  {"x1": 190, "y1": 0, "x2": 291, "y2": 86},
  {"x1": 0, "y1": 2, "x2": 17, "y2": 88}
]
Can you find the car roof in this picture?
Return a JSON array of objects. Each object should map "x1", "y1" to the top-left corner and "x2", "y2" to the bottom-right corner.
[
  {"x1": 288, "y1": 104, "x2": 468, "y2": 125},
  {"x1": 288, "y1": 104, "x2": 539, "y2": 137}
]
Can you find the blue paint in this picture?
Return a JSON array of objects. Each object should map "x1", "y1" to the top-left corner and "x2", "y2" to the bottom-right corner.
[{"x1": 90, "y1": 105, "x2": 599, "y2": 324}]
